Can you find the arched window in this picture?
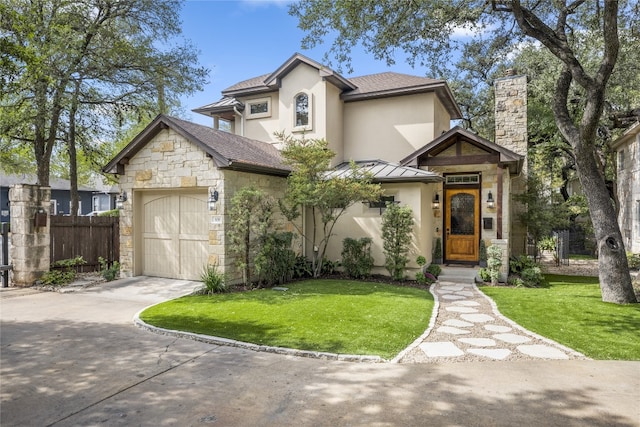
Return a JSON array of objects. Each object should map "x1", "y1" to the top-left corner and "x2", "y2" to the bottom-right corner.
[
  {"x1": 294, "y1": 92, "x2": 312, "y2": 131},
  {"x1": 295, "y1": 93, "x2": 309, "y2": 127}
]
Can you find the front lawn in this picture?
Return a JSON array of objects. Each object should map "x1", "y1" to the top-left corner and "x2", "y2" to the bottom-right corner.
[
  {"x1": 140, "y1": 279, "x2": 433, "y2": 359},
  {"x1": 480, "y1": 275, "x2": 640, "y2": 360}
]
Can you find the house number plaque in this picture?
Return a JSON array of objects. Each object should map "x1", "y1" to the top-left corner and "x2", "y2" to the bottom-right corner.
[{"x1": 211, "y1": 216, "x2": 222, "y2": 225}]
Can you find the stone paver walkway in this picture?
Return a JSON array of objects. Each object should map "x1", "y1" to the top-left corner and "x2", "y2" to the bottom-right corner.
[{"x1": 396, "y1": 278, "x2": 588, "y2": 363}]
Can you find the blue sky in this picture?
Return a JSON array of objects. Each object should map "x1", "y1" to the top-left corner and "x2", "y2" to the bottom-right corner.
[{"x1": 179, "y1": 0, "x2": 424, "y2": 125}]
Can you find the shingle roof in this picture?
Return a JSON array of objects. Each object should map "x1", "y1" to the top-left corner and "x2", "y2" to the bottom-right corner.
[
  {"x1": 346, "y1": 72, "x2": 443, "y2": 96},
  {"x1": 327, "y1": 160, "x2": 443, "y2": 183},
  {"x1": 103, "y1": 115, "x2": 290, "y2": 176},
  {"x1": 195, "y1": 53, "x2": 461, "y2": 119}
]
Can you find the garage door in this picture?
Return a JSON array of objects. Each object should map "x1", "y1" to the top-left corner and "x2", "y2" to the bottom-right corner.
[{"x1": 141, "y1": 192, "x2": 208, "y2": 280}]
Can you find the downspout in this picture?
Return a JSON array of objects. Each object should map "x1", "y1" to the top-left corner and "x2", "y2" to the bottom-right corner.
[{"x1": 233, "y1": 106, "x2": 244, "y2": 136}]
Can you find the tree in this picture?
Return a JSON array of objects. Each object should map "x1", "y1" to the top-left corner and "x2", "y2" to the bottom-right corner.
[
  {"x1": 278, "y1": 133, "x2": 382, "y2": 278},
  {"x1": 291, "y1": 0, "x2": 638, "y2": 303},
  {"x1": 381, "y1": 202, "x2": 414, "y2": 281},
  {"x1": 227, "y1": 187, "x2": 274, "y2": 286},
  {"x1": 0, "y1": 0, "x2": 208, "y2": 188}
]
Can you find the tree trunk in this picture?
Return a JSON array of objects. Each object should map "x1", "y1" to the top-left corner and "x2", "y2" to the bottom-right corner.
[
  {"x1": 68, "y1": 80, "x2": 80, "y2": 217},
  {"x1": 572, "y1": 138, "x2": 637, "y2": 303}
]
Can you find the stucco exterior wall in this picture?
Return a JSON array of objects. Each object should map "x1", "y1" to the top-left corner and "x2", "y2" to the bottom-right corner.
[
  {"x1": 278, "y1": 63, "x2": 327, "y2": 140},
  {"x1": 325, "y1": 82, "x2": 345, "y2": 166},
  {"x1": 240, "y1": 92, "x2": 280, "y2": 143},
  {"x1": 317, "y1": 182, "x2": 438, "y2": 276},
  {"x1": 343, "y1": 93, "x2": 442, "y2": 163},
  {"x1": 615, "y1": 127, "x2": 640, "y2": 253}
]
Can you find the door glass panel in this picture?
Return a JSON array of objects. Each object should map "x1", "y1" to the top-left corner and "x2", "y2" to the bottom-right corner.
[{"x1": 450, "y1": 193, "x2": 475, "y2": 235}]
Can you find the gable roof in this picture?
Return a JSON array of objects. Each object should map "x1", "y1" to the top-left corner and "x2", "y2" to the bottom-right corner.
[
  {"x1": 610, "y1": 121, "x2": 640, "y2": 150},
  {"x1": 400, "y1": 126, "x2": 524, "y2": 174},
  {"x1": 194, "y1": 53, "x2": 461, "y2": 119},
  {"x1": 327, "y1": 160, "x2": 443, "y2": 183},
  {"x1": 102, "y1": 115, "x2": 290, "y2": 177}
]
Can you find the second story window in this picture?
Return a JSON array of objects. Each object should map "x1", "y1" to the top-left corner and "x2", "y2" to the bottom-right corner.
[
  {"x1": 246, "y1": 97, "x2": 271, "y2": 119},
  {"x1": 294, "y1": 92, "x2": 312, "y2": 131},
  {"x1": 618, "y1": 149, "x2": 625, "y2": 171}
]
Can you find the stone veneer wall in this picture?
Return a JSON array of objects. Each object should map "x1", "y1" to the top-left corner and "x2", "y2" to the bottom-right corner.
[
  {"x1": 9, "y1": 184, "x2": 51, "y2": 286},
  {"x1": 494, "y1": 73, "x2": 528, "y2": 256},
  {"x1": 117, "y1": 127, "x2": 297, "y2": 281},
  {"x1": 118, "y1": 128, "x2": 221, "y2": 278}
]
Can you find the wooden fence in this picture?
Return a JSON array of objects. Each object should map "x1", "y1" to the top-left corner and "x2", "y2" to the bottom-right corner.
[{"x1": 50, "y1": 216, "x2": 119, "y2": 272}]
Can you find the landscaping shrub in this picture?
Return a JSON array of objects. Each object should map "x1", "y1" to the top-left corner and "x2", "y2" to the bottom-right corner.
[
  {"x1": 425, "y1": 264, "x2": 441, "y2": 278},
  {"x1": 478, "y1": 268, "x2": 491, "y2": 283},
  {"x1": 255, "y1": 231, "x2": 296, "y2": 287},
  {"x1": 627, "y1": 252, "x2": 640, "y2": 270},
  {"x1": 486, "y1": 245, "x2": 503, "y2": 285},
  {"x1": 382, "y1": 203, "x2": 414, "y2": 280},
  {"x1": 320, "y1": 257, "x2": 341, "y2": 276},
  {"x1": 40, "y1": 256, "x2": 86, "y2": 286},
  {"x1": 509, "y1": 255, "x2": 546, "y2": 287},
  {"x1": 293, "y1": 255, "x2": 313, "y2": 279},
  {"x1": 341, "y1": 237, "x2": 374, "y2": 279},
  {"x1": 197, "y1": 264, "x2": 227, "y2": 294},
  {"x1": 98, "y1": 256, "x2": 120, "y2": 281}
]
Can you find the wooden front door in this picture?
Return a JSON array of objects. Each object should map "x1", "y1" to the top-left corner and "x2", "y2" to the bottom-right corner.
[{"x1": 445, "y1": 189, "x2": 479, "y2": 262}]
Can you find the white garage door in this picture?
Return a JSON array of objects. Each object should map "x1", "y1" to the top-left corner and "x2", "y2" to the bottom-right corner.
[{"x1": 141, "y1": 192, "x2": 208, "y2": 280}]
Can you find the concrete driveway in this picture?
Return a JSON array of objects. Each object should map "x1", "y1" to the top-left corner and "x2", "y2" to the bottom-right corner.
[{"x1": 1, "y1": 277, "x2": 639, "y2": 426}]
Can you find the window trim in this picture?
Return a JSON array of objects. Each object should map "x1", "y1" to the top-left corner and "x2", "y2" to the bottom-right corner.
[
  {"x1": 246, "y1": 97, "x2": 271, "y2": 120},
  {"x1": 293, "y1": 91, "x2": 312, "y2": 132}
]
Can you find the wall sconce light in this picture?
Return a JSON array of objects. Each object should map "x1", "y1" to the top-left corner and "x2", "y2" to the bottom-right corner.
[
  {"x1": 432, "y1": 193, "x2": 440, "y2": 210},
  {"x1": 208, "y1": 188, "x2": 219, "y2": 211},
  {"x1": 116, "y1": 191, "x2": 127, "y2": 210},
  {"x1": 487, "y1": 191, "x2": 495, "y2": 209}
]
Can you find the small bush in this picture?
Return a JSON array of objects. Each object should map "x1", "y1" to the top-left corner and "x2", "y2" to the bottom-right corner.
[
  {"x1": 320, "y1": 258, "x2": 341, "y2": 276},
  {"x1": 40, "y1": 256, "x2": 86, "y2": 286},
  {"x1": 293, "y1": 255, "x2": 312, "y2": 278},
  {"x1": 425, "y1": 264, "x2": 441, "y2": 278},
  {"x1": 509, "y1": 255, "x2": 545, "y2": 287},
  {"x1": 627, "y1": 253, "x2": 640, "y2": 270},
  {"x1": 98, "y1": 209, "x2": 119, "y2": 217},
  {"x1": 197, "y1": 264, "x2": 227, "y2": 295},
  {"x1": 341, "y1": 237, "x2": 374, "y2": 279},
  {"x1": 478, "y1": 268, "x2": 491, "y2": 283},
  {"x1": 487, "y1": 245, "x2": 503, "y2": 285},
  {"x1": 255, "y1": 232, "x2": 296, "y2": 287},
  {"x1": 98, "y1": 257, "x2": 120, "y2": 281},
  {"x1": 538, "y1": 236, "x2": 556, "y2": 253},
  {"x1": 508, "y1": 276, "x2": 525, "y2": 288},
  {"x1": 416, "y1": 271, "x2": 436, "y2": 285}
]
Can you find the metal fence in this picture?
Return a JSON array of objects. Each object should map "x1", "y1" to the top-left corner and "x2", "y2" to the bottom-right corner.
[
  {"x1": 554, "y1": 229, "x2": 570, "y2": 266},
  {"x1": 50, "y1": 216, "x2": 119, "y2": 272}
]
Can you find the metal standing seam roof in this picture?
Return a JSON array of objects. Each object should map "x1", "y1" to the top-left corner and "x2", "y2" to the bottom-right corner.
[{"x1": 327, "y1": 160, "x2": 444, "y2": 183}]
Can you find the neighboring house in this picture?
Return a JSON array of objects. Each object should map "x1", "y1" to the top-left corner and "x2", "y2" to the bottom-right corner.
[
  {"x1": 0, "y1": 173, "x2": 117, "y2": 222},
  {"x1": 611, "y1": 121, "x2": 640, "y2": 253},
  {"x1": 105, "y1": 53, "x2": 527, "y2": 281}
]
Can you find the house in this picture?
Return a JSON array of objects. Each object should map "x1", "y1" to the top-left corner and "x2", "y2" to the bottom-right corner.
[
  {"x1": 105, "y1": 53, "x2": 527, "y2": 281},
  {"x1": 0, "y1": 173, "x2": 117, "y2": 222},
  {"x1": 611, "y1": 121, "x2": 640, "y2": 253}
]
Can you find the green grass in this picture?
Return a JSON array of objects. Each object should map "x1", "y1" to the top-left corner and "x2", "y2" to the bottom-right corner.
[
  {"x1": 140, "y1": 279, "x2": 433, "y2": 359},
  {"x1": 569, "y1": 254, "x2": 597, "y2": 260},
  {"x1": 480, "y1": 275, "x2": 640, "y2": 360}
]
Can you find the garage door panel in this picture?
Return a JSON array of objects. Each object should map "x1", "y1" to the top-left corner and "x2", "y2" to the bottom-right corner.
[
  {"x1": 180, "y1": 239, "x2": 209, "y2": 278},
  {"x1": 141, "y1": 191, "x2": 208, "y2": 280},
  {"x1": 144, "y1": 237, "x2": 176, "y2": 277},
  {"x1": 180, "y1": 196, "x2": 208, "y2": 234},
  {"x1": 144, "y1": 196, "x2": 177, "y2": 234}
]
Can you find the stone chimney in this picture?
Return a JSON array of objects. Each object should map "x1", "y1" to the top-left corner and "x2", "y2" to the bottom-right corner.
[
  {"x1": 494, "y1": 72, "x2": 528, "y2": 256},
  {"x1": 494, "y1": 72, "x2": 528, "y2": 166}
]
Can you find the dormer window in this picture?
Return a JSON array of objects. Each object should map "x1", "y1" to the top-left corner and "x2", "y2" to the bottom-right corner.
[
  {"x1": 293, "y1": 92, "x2": 312, "y2": 131},
  {"x1": 246, "y1": 97, "x2": 271, "y2": 119}
]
